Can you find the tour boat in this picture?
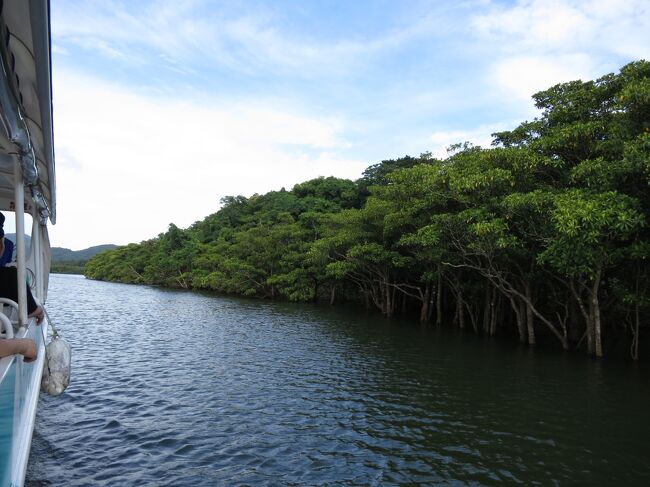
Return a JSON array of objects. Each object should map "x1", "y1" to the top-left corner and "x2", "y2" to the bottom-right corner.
[{"x1": 0, "y1": 1, "x2": 56, "y2": 485}]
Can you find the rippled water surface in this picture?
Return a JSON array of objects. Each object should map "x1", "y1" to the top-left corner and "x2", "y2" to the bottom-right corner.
[{"x1": 25, "y1": 274, "x2": 650, "y2": 486}]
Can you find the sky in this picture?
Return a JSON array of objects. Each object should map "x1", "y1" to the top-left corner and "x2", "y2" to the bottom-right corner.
[{"x1": 39, "y1": 0, "x2": 650, "y2": 250}]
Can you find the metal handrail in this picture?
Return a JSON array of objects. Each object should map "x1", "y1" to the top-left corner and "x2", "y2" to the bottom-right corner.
[
  {"x1": 0, "y1": 311, "x2": 13, "y2": 338},
  {"x1": 0, "y1": 296, "x2": 19, "y2": 327}
]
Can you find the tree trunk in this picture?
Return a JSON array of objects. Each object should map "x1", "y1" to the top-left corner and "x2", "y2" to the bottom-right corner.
[
  {"x1": 370, "y1": 283, "x2": 382, "y2": 312},
  {"x1": 466, "y1": 300, "x2": 478, "y2": 333},
  {"x1": 428, "y1": 285, "x2": 435, "y2": 322},
  {"x1": 391, "y1": 284, "x2": 397, "y2": 316},
  {"x1": 631, "y1": 273, "x2": 640, "y2": 361},
  {"x1": 526, "y1": 304, "x2": 536, "y2": 346},
  {"x1": 489, "y1": 288, "x2": 498, "y2": 336},
  {"x1": 420, "y1": 282, "x2": 431, "y2": 322},
  {"x1": 458, "y1": 290, "x2": 465, "y2": 330},
  {"x1": 586, "y1": 299, "x2": 595, "y2": 355},
  {"x1": 631, "y1": 302, "x2": 640, "y2": 361},
  {"x1": 329, "y1": 285, "x2": 336, "y2": 305},
  {"x1": 570, "y1": 279, "x2": 594, "y2": 354},
  {"x1": 524, "y1": 281, "x2": 536, "y2": 346},
  {"x1": 364, "y1": 289, "x2": 371, "y2": 310},
  {"x1": 510, "y1": 296, "x2": 527, "y2": 343},
  {"x1": 592, "y1": 266, "x2": 603, "y2": 358},
  {"x1": 483, "y1": 280, "x2": 491, "y2": 333},
  {"x1": 436, "y1": 271, "x2": 443, "y2": 326},
  {"x1": 385, "y1": 282, "x2": 393, "y2": 317},
  {"x1": 479, "y1": 268, "x2": 567, "y2": 349}
]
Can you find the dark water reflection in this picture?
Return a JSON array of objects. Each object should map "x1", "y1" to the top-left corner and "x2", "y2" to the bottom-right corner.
[{"x1": 26, "y1": 275, "x2": 650, "y2": 486}]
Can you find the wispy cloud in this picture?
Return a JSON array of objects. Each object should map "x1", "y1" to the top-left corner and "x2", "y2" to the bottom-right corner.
[
  {"x1": 52, "y1": 0, "x2": 458, "y2": 78},
  {"x1": 53, "y1": 0, "x2": 207, "y2": 68}
]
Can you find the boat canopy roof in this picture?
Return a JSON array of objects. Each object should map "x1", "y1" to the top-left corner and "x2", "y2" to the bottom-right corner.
[{"x1": 0, "y1": 0, "x2": 55, "y2": 224}]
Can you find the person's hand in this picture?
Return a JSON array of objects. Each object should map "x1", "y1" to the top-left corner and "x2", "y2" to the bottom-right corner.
[
  {"x1": 16, "y1": 338, "x2": 37, "y2": 362},
  {"x1": 29, "y1": 305, "x2": 44, "y2": 325}
]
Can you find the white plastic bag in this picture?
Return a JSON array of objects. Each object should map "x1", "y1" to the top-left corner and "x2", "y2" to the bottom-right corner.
[{"x1": 41, "y1": 336, "x2": 71, "y2": 396}]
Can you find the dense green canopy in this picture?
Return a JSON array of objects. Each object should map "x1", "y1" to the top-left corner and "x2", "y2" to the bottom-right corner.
[{"x1": 86, "y1": 62, "x2": 650, "y2": 359}]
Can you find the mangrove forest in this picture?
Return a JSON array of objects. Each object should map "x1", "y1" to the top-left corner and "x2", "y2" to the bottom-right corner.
[{"x1": 85, "y1": 61, "x2": 650, "y2": 360}]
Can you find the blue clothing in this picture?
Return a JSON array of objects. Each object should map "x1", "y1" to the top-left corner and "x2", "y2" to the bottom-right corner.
[{"x1": 0, "y1": 238, "x2": 13, "y2": 266}]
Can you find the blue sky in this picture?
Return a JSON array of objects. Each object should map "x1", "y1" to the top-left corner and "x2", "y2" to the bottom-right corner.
[{"x1": 44, "y1": 0, "x2": 650, "y2": 249}]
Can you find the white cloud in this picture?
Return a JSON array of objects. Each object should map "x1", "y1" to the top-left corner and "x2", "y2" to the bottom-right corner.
[
  {"x1": 493, "y1": 54, "x2": 594, "y2": 100},
  {"x1": 48, "y1": 71, "x2": 366, "y2": 249},
  {"x1": 471, "y1": 0, "x2": 650, "y2": 100},
  {"x1": 472, "y1": 0, "x2": 650, "y2": 53},
  {"x1": 429, "y1": 123, "x2": 512, "y2": 159},
  {"x1": 472, "y1": 0, "x2": 594, "y2": 49}
]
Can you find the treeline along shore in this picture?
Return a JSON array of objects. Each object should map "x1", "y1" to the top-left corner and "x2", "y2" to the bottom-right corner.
[{"x1": 86, "y1": 62, "x2": 650, "y2": 360}]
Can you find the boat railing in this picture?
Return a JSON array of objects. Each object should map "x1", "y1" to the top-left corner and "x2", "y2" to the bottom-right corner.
[
  {"x1": 0, "y1": 311, "x2": 13, "y2": 339},
  {"x1": 0, "y1": 311, "x2": 15, "y2": 384},
  {"x1": 0, "y1": 297, "x2": 19, "y2": 328}
]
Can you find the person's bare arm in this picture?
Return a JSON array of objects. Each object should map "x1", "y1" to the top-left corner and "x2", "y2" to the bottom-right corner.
[{"x1": 0, "y1": 338, "x2": 37, "y2": 362}]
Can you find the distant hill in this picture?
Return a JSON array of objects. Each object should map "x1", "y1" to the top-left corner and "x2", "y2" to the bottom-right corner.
[
  {"x1": 5, "y1": 233, "x2": 117, "y2": 274},
  {"x1": 49, "y1": 244, "x2": 118, "y2": 275},
  {"x1": 51, "y1": 244, "x2": 118, "y2": 262},
  {"x1": 6, "y1": 233, "x2": 117, "y2": 262}
]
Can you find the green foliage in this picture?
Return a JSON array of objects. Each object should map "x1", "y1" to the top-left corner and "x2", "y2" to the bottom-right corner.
[
  {"x1": 540, "y1": 190, "x2": 645, "y2": 277},
  {"x1": 51, "y1": 261, "x2": 86, "y2": 275},
  {"x1": 292, "y1": 176, "x2": 360, "y2": 211}
]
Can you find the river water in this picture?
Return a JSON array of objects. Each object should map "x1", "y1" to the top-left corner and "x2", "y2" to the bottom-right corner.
[{"x1": 25, "y1": 274, "x2": 650, "y2": 486}]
